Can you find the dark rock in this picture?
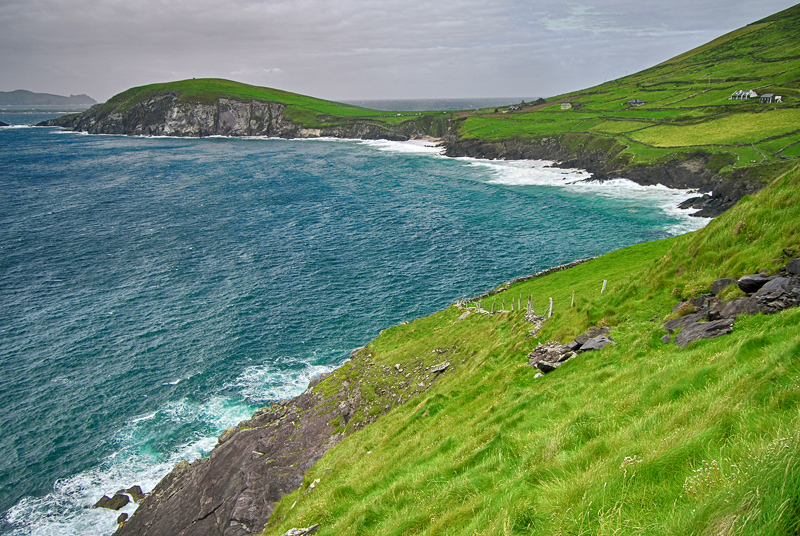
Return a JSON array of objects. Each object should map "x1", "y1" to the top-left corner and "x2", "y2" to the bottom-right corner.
[
  {"x1": 754, "y1": 277, "x2": 800, "y2": 314},
  {"x1": 0, "y1": 121, "x2": 8, "y2": 127},
  {"x1": 787, "y1": 258, "x2": 800, "y2": 275},
  {"x1": 565, "y1": 340, "x2": 582, "y2": 352},
  {"x1": 535, "y1": 360, "x2": 562, "y2": 373},
  {"x1": 125, "y1": 485, "x2": 145, "y2": 503},
  {"x1": 557, "y1": 351, "x2": 577, "y2": 363},
  {"x1": 664, "y1": 311, "x2": 707, "y2": 333},
  {"x1": 678, "y1": 194, "x2": 711, "y2": 210},
  {"x1": 578, "y1": 335, "x2": 616, "y2": 352},
  {"x1": 675, "y1": 318, "x2": 734, "y2": 347},
  {"x1": 94, "y1": 493, "x2": 130, "y2": 510},
  {"x1": 690, "y1": 294, "x2": 713, "y2": 308},
  {"x1": 573, "y1": 327, "x2": 610, "y2": 346},
  {"x1": 707, "y1": 297, "x2": 759, "y2": 320},
  {"x1": 661, "y1": 334, "x2": 672, "y2": 344},
  {"x1": 117, "y1": 513, "x2": 129, "y2": 525},
  {"x1": 738, "y1": 273, "x2": 774, "y2": 294},
  {"x1": 711, "y1": 278, "x2": 738, "y2": 296}
]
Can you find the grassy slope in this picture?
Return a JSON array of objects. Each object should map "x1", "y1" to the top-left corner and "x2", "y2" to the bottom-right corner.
[
  {"x1": 260, "y1": 155, "x2": 800, "y2": 535},
  {"x1": 455, "y1": 4, "x2": 800, "y2": 176}
]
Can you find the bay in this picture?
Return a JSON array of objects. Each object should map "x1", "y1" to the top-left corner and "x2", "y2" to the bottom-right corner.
[{"x1": 0, "y1": 115, "x2": 707, "y2": 535}]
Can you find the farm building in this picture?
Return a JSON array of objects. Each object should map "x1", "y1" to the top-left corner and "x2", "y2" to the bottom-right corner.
[
  {"x1": 561, "y1": 103, "x2": 572, "y2": 110},
  {"x1": 730, "y1": 89, "x2": 758, "y2": 100},
  {"x1": 760, "y1": 93, "x2": 783, "y2": 103},
  {"x1": 626, "y1": 99, "x2": 646, "y2": 106}
]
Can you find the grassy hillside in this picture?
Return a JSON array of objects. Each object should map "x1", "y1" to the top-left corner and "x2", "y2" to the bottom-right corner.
[
  {"x1": 260, "y1": 155, "x2": 800, "y2": 535},
  {"x1": 454, "y1": 3, "x2": 800, "y2": 177}
]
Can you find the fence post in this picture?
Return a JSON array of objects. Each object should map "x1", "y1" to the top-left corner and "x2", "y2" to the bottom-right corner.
[
  {"x1": 548, "y1": 298, "x2": 553, "y2": 318},
  {"x1": 602, "y1": 280, "x2": 607, "y2": 293},
  {"x1": 571, "y1": 290, "x2": 575, "y2": 307}
]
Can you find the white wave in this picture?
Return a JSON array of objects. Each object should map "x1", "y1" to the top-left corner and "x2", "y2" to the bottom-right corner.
[
  {"x1": 359, "y1": 139, "x2": 445, "y2": 155},
  {"x1": 462, "y1": 158, "x2": 710, "y2": 234},
  {"x1": 228, "y1": 361, "x2": 336, "y2": 403},
  {"x1": 3, "y1": 355, "x2": 340, "y2": 536},
  {"x1": 3, "y1": 396, "x2": 255, "y2": 536}
]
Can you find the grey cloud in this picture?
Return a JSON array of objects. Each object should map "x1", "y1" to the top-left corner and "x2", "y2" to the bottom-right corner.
[{"x1": 0, "y1": 0, "x2": 795, "y2": 102}]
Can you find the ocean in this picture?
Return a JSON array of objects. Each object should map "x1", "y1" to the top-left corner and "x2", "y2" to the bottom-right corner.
[{"x1": 0, "y1": 109, "x2": 708, "y2": 535}]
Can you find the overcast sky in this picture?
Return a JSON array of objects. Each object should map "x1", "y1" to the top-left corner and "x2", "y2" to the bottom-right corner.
[{"x1": 1, "y1": 0, "x2": 795, "y2": 102}]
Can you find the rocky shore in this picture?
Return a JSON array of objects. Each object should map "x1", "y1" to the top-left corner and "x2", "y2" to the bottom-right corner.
[{"x1": 41, "y1": 96, "x2": 764, "y2": 217}]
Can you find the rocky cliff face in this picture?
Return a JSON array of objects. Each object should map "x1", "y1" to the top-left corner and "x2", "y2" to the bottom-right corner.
[
  {"x1": 443, "y1": 138, "x2": 764, "y2": 217},
  {"x1": 112, "y1": 347, "x2": 456, "y2": 536}
]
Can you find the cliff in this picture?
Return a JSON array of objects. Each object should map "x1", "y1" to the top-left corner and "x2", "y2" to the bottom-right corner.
[{"x1": 43, "y1": 92, "x2": 451, "y2": 141}]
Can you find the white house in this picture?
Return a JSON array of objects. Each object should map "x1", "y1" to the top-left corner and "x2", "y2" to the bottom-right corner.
[{"x1": 730, "y1": 89, "x2": 758, "y2": 100}]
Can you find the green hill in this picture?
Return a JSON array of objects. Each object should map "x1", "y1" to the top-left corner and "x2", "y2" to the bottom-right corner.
[{"x1": 451, "y1": 4, "x2": 800, "y2": 178}]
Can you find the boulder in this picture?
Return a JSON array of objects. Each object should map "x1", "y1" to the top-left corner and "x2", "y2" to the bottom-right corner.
[
  {"x1": 93, "y1": 493, "x2": 130, "y2": 510},
  {"x1": 117, "y1": 513, "x2": 129, "y2": 525},
  {"x1": 661, "y1": 334, "x2": 672, "y2": 344},
  {"x1": 675, "y1": 318, "x2": 734, "y2": 347},
  {"x1": 754, "y1": 277, "x2": 800, "y2": 314},
  {"x1": 711, "y1": 278, "x2": 737, "y2": 296},
  {"x1": 535, "y1": 360, "x2": 562, "y2": 373},
  {"x1": 664, "y1": 310, "x2": 707, "y2": 333},
  {"x1": 126, "y1": 485, "x2": 145, "y2": 503},
  {"x1": 573, "y1": 327, "x2": 610, "y2": 346},
  {"x1": 787, "y1": 258, "x2": 800, "y2": 275},
  {"x1": 578, "y1": 335, "x2": 616, "y2": 353},
  {"x1": 707, "y1": 297, "x2": 759, "y2": 320},
  {"x1": 737, "y1": 273, "x2": 774, "y2": 294}
]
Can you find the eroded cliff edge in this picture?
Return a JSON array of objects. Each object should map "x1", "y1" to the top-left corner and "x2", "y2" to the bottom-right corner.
[
  {"x1": 113, "y1": 346, "x2": 458, "y2": 536},
  {"x1": 42, "y1": 93, "x2": 450, "y2": 140}
]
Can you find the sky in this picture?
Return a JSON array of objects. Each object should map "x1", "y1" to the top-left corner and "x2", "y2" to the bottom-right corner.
[{"x1": 1, "y1": 0, "x2": 796, "y2": 103}]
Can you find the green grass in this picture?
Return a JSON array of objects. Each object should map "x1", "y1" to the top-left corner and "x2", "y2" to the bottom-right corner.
[
  {"x1": 630, "y1": 109, "x2": 800, "y2": 147},
  {"x1": 261, "y1": 163, "x2": 800, "y2": 536}
]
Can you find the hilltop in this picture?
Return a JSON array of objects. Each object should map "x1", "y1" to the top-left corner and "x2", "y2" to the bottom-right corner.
[
  {"x1": 0, "y1": 89, "x2": 96, "y2": 106},
  {"x1": 104, "y1": 5, "x2": 800, "y2": 536}
]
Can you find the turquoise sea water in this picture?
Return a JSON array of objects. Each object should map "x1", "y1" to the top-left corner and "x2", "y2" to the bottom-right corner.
[{"x1": 0, "y1": 112, "x2": 708, "y2": 535}]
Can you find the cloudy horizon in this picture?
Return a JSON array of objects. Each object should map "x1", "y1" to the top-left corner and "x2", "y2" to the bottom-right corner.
[{"x1": 1, "y1": 0, "x2": 796, "y2": 103}]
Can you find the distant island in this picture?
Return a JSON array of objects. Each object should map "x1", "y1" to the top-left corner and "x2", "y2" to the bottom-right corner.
[{"x1": 0, "y1": 90, "x2": 97, "y2": 107}]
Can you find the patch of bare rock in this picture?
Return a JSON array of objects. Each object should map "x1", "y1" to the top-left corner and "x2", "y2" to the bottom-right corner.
[{"x1": 662, "y1": 257, "x2": 800, "y2": 347}]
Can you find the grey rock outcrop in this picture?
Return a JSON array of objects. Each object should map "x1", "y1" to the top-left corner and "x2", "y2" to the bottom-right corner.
[
  {"x1": 737, "y1": 273, "x2": 774, "y2": 294},
  {"x1": 787, "y1": 258, "x2": 800, "y2": 275},
  {"x1": 580, "y1": 335, "x2": 616, "y2": 352},
  {"x1": 664, "y1": 259, "x2": 800, "y2": 347},
  {"x1": 41, "y1": 94, "x2": 454, "y2": 142},
  {"x1": 94, "y1": 493, "x2": 130, "y2": 510},
  {"x1": 674, "y1": 318, "x2": 735, "y2": 347},
  {"x1": 753, "y1": 276, "x2": 800, "y2": 313},
  {"x1": 528, "y1": 326, "x2": 614, "y2": 375}
]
